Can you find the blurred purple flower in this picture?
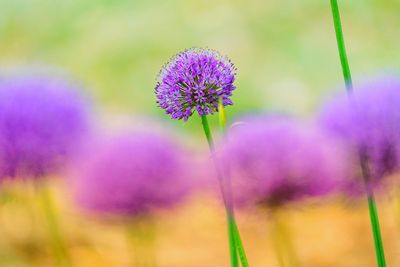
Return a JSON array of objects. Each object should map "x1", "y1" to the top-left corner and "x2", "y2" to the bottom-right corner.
[
  {"x1": 319, "y1": 76, "x2": 400, "y2": 187},
  {"x1": 155, "y1": 48, "x2": 236, "y2": 121},
  {"x1": 74, "y1": 132, "x2": 192, "y2": 216},
  {"x1": 223, "y1": 117, "x2": 347, "y2": 208},
  {"x1": 0, "y1": 75, "x2": 90, "y2": 179}
]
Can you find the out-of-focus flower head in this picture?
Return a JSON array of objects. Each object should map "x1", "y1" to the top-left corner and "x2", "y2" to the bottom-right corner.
[
  {"x1": 0, "y1": 75, "x2": 90, "y2": 179},
  {"x1": 319, "y1": 76, "x2": 400, "y2": 188},
  {"x1": 155, "y1": 48, "x2": 236, "y2": 121},
  {"x1": 223, "y1": 116, "x2": 347, "y2": 208},
  {"x1": 74, "y1": 131, "x2": 193, "y2": 217}
]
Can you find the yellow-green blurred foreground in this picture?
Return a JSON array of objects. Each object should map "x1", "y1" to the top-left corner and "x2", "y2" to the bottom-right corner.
[{"x1": 1, "y1": 179, "x2": 400, "y2": 266}]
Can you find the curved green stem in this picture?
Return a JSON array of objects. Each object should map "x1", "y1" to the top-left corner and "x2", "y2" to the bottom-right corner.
[
  {"x1": 232, "y1": 221, "x2": 249, "y2": 267},
  {"x1": 227, "y1": 214, "x2": 239, "y2": 267},
  {"x1": 218, "y1": 99, "x2": 250, "y2": 267},
  {"x1": 358, "y1": 152, "x2": 387, "y2": 267},
  {"x1": 367, "y1": 193, "x2": 386, "y2": 267},
  {"x1": 201, "y1": 115, "x2": 238, "y2": 267},
  {"x1": 330, "y1": 2, "x2": 386, "y2": 266},
  {"x1": 38, "y1": 185, "x2": 71, "y2": 267},
  {"x1": 201, "y1": 115, "x2": 215, "y2": 151},
  {"x1": 127, "y1": 217, "x2": 156, "y2": 267},
  {"x1": 218, "y1": 98, "x2": 227, "y2": 134},
  {"x1": 330, "y1": 0, "x2": 353, "y2": 92},
  {"x1": 270, "y1": 210, "x2": 299, "y2": 267}
]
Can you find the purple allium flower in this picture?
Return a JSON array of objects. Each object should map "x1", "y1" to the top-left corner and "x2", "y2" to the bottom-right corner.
[
  {"x1": 223, "y1": 117, "x2": 346, "y2": 208},
  {"x1": 0, "y1": 75, "x2": 90, "y2": 179},
  {"x1": 155, "y1": 48, "x2": 236, "y2": 121},
  {"x1": 74, "y1": 132, "x2": 192, "y2": 216},
  {"x1": 319, "y1": 76, "x2": 400, "y2": 187}
]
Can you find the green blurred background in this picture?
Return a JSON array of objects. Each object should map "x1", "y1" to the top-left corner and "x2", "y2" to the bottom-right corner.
[
  {"x1": 2, "y1": 0, "x2": 400, "y2": 128},
  {"x1": 1, "y1": 0, "x2": 400, "y2": 266}
]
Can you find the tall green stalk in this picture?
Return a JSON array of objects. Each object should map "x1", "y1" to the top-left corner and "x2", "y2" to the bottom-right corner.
[
  {"x1": 367, "y1": 193, "x2": 386, "y2": 267},
  {"x1": 126, "y1": 217, "x2": 156, "y2": 267},
  {"x1": 218, "y1": 99, "x2": 250, "y2": 267},
  {"x1": 329, "y1": 1, "x2": 386, "y2": 266},
  {"x1": 330, "y1": 0, "x2": 353, "y2": 93},
  {"x1": 233, "y1": 222, "x2": 250, "y2": 267},
  {"x1": 38, "y1": 185, "x2": 71, "y2": 267},
  {"x1": 201, "y1": 115, "x2": 238, "y2": 267},
  {"x1": 269, "y1": 209, "x2": 299, "y2": 267}
]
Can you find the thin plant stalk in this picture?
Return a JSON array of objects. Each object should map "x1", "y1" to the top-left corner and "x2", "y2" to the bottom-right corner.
[
  {"x1": 367, "y1": 193, "x2": 386, "y2": 267},
  {"x1": 271, "y1": 216, "x2": 286, "y2": 267},
  {"x1": 201, "y1": 115, "x2": 238, "y2": 267},
  {"x1": 232, "y1": 222, "x2": 250, "y2": 267},
  {"x1": 37, "y1": 183, "x2": 71, "y2": 267},
  {"x1": 330, "y1": 0, "x2": 353, "y2": 93},
  {"x1": 329, "y1": 1, "x2": 386, "y2": 266},
  {"x1": 270, "y1": 209, "x2": 299, "y2": 267},
  {"x1": 359, "y1": 154, "x2": 387, "y2": 267},
  {"x1": 218, "y1": 99, "x2": 250, "y2": 267},
  {"x1": 218, "y1": 99, "x2": 227, "y2": 134},
  {"x1": 126, "y1": 217, "x2": 156, "y2": 267}
]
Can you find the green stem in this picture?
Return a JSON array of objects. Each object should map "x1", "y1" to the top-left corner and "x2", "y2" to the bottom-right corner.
[
  {"x1": 359, "y1": 153, "x2": 387, "y2": 267},
  {"x1": 367, "y1": 192, "x2": 387, "y2": 267},
  {"x1": 201, "y1": 115, "x2": 215, "y2": 151},
  {"x1": 330, "y1": 2, "x2": 386, "y2": 266},
  {"x1": 330, "y1": 0, "x2": 353, "y2": 92},
  {"x1": 271, "y1": 217, "x2": 286, "y2": 267},
  {"x1": 232, "y1": 221, "x2": 249, "y2": 267},
  {"x1": 201, "y1": 115, "x2": 238, "y2": 267},
  {"x1": 218, "y1": 99, "x2": 250, "y2": 267},
  {"x1": 126, "y1": 217, "x2": 156, "y2": 267},
  {"x1": 270, "y1": 210, "x2": 299, "y2": 267},
  {"x1": 227, "y1": 215, "x2": 239, "y2": 267},
  {"x1": 218, "y1": 98, "x2": 227, "y2": 134},
  {"x1": 38, "y1": 185, "x2": 71, "y2": 267}
]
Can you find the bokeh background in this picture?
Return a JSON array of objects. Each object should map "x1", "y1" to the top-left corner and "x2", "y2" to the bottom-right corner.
[{"x1": 1, "y1": 0, "x2": 400, "y2": 266}]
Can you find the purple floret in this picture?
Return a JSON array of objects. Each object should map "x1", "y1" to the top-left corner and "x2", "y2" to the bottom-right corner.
[
  {"x1": 155, "y1": 48, "x2": 236, "y2": 121},
  {"x1": 0, "y1": 75, "x2": 90, "y2": 179},
  {"x1": 223, "y1": 117, "x2": 347, "y2": 208},
  {"x1": 319, "y1": 76, "x2": 400, "y2": 187},
  {"x1": 74, "y1": 132, "x2": 192, "y2": 216}
]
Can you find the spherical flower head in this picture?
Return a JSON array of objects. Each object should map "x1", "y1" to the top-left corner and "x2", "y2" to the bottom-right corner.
[
  {"x1": 74, "y1": 132, "x2": 192, "y2": 217},
  {"x1": 0, "y1": 75, "x2": 90, "y2": 179},
  {"x1": 319, "y1": 76, "x2": 400, "y2": 187},
  {"x1": 155, "y1": 48, "x2": 236, "y2": 121},
  {"x1": 223, "y1": 116, "x2": 347, "y2": 208}
]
